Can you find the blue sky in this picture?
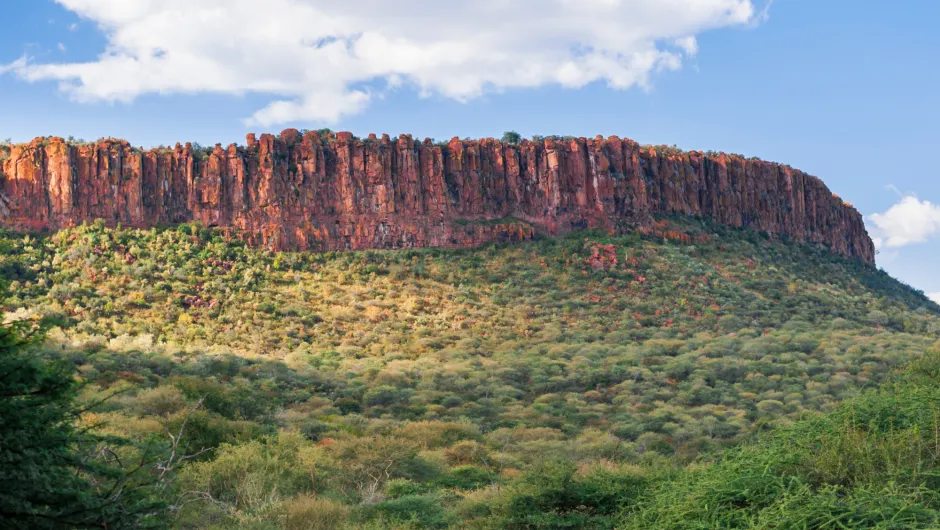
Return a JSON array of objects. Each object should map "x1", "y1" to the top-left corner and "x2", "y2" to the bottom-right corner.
[{"x1": 1, "y1": 1, "x2": 938, "y2": 299}]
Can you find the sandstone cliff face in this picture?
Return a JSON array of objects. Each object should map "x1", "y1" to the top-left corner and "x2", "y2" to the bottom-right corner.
[{"x1": 0, "y1": 131, "x2": 875, "y2": 263}]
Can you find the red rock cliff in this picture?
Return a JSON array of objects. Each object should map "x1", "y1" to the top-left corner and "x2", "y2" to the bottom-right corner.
[{"x1": 0, "y1": 131, "x2": 875, "y2": 263}]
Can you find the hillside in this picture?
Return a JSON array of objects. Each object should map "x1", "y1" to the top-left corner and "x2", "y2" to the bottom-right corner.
[{"x1": 0, "y1": 216, "x2": 936, "y2": 528}]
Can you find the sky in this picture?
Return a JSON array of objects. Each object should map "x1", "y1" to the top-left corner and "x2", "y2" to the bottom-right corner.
[{"x1": 1, "y1": 0, "x2": 938, "y2": 300}]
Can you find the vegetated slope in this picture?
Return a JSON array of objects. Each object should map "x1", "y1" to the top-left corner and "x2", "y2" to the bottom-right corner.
[
  {"x1": 621, "y1": 352, "x2": 940, "y2": 530},
  {"x1": 0, "y1": 217, "x2": 935, "y2": 528}
]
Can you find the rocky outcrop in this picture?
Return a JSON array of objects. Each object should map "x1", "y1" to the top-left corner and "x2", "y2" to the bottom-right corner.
[{"x1": 0, "y1": 131, "x2": 875, "y2": 262}]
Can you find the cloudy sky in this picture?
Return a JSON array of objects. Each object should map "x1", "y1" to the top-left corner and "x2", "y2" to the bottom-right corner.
[{"x1": 1, "y1": 1, "x2": 938, "y2": 300}]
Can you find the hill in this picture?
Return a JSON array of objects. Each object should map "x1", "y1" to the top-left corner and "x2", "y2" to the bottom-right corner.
[{"x1": 0, "y1": 216, "x2": 936, "y2": 528}]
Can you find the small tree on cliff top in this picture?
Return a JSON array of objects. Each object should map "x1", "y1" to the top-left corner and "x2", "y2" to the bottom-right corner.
[{"x1": 501, "y1": 131, "x2": 521, "y2": 145}]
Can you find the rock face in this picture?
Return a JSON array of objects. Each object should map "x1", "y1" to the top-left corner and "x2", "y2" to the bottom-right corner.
[{"x1": 0, "y1": 131, "x2": 875, "y2": 263}]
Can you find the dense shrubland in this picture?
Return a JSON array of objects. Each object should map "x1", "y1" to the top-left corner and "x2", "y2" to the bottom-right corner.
[{"x1": 1, "y1": 216, "x2": 938, "y2": 528}]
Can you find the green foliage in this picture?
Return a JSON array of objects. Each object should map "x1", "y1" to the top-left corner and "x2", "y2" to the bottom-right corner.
[
  {"x1": 622, "y1": 353, "x2": 940, "y2": 529},
  {"x1": 370, "y1": 493, "x2": 455, "y2": 528},
  {"x1": 0, "y1": 291, "x2": 163, "y2": 528},
  {"x1": 0, "y1": 314, "x2": 88, "y2": 527},
  {"x1": 477, "y1": 460, "x2": 651, "y2": 529},
  {"x1": 190, "y1": 142, "x2": 214, "y2": 160},
  {"x1": 385, "y1": 479, "x2": 432, "y2": 498},
  {"x1": 179, "y1": 432, "x2": 315, "y2": 514},
  {"x1": 1, "y1": 217, "x2": 939, "y2": 528},
  {"x1": 501, "y1": 131, "x2": 522, "y2": 145},
  {"x1": 323, "y1": 435, "x2": 437, "y2": 502},
  {"x1": 436, "y1": 466, "x2": 492, "y2": 490},
  {"x1": 279, "y1": 495, "x2": 349, "y2": 530},
  {"x1": 649, "y1": 144, "x2": 685, "y2": 156}
]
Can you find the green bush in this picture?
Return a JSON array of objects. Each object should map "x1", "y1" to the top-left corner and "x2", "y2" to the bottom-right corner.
[
  {"x1": 436, "y1": 465, "x2": 492, "y2": 490},
  {"x1": 371, "y1": 494, "x2": 454, "y2": 529},
  {"x1": 478, "y1": 460, "x2": 650, "y2": 529},
  {"x1": 501, "y1": 131, "x2": 522, "y2": 145},
  {"x1": 385, "y1": 479, "x2": 432, "y2": 498},
  {"x1": 622, "y1": 358, "x2": 940, "y2": 529}
]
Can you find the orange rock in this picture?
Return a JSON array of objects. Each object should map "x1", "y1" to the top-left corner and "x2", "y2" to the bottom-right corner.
[{"x1": 0, "y1": 133, "x2": 874, "y2": 262}]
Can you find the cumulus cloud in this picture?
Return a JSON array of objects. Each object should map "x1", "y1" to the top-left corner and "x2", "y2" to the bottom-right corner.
[
  {"x1": 2, "y1": 0, "x2": 760, "y2": 126},
  {"x1": 867, "y1": 196, "x2": 940, "y2": 250},
  {"x1": 929, "y1": 292, "x2": 940, "y2": 305}
]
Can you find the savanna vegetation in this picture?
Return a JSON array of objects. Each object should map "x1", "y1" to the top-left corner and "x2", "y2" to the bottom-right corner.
[{"x1": 1, "y1": 216, "x2": 938, "y2": 528}]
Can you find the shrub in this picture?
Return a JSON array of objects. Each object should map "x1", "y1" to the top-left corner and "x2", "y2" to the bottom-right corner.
[
  {"x1": 372, "y1": 494, "x2": 454, "y2": 529},
  {"x1": 279, "y1": 495, "x2": 349, "y2": 530},
  {"x1": 482, "y1": 460, "x2": 649, "y2": 529},
  {"x1": 436, "y1": 465, "x2": 492, "y2": 490},
  {"x1": 385, "y1": 479, "x2": 431, "y2": 498},
  {"x1": 135, "y1": 385, "x2": 186, "y2": 417},
  {"x1": 178, "y1": 433, "x2": 314, "y2": 514}
]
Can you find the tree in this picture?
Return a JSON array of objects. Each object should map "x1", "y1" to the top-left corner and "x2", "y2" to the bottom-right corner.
[
  {"x1": 501, "y1": 131, "x2": 522, "y2": 145},
  {"x1": 0, "y1": 290, "x2": 163, "y2": 528},
  {"x1": 326, "y1": 436, "x2": 429, "y2": 503}
]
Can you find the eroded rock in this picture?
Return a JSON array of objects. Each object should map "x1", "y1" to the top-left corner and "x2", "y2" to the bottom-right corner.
[{"x1": 0, "y1": 132, "x2": 874, "y2": 262}]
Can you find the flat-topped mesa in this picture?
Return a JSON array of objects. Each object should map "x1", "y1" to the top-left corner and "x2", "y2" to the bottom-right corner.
[{"x1": 0, "y1": 131, "x2": 875, "y2": 263}]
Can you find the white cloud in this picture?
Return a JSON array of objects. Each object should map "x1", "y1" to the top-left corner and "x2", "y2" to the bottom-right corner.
[
  {"x1": 929, "y1": 292, "x2": 940, "y2": 305},
  {"x1": 868, "y1": 196, "x2": 940, "y2": 250},
  {"x1": 0, "y1": 56, "x2": 27, "y2": 76},
  {"x1": 58, "y1": 43, "x2": 67, "y2": 52},
  {"x1": 751, "y1": 0, "x2": 774, "y2": 25},
  {"x1": 2, "y1": 0, "x2": 760, "y2": 126},
  {"x1": 674, "y1": 36, "x2": 700, "y2": 55}
]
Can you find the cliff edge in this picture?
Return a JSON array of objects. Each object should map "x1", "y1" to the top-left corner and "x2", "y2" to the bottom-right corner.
[{"x1": 0, "y1": 130, "x2": 875, "y2": 263}]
